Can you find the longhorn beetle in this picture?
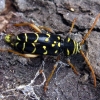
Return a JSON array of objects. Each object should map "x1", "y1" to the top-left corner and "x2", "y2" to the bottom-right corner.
[{"x1": 0, "y1": 13, "x2": 100, "y2": 92}]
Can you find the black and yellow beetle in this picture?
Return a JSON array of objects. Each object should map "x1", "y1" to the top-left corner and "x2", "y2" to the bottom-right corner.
[
  {"x1": 4, "y1": 31, "x2": 81, "y2": 57},
  {"x1": 2, "y1": 13, "x2": 100, "y2": 91}
]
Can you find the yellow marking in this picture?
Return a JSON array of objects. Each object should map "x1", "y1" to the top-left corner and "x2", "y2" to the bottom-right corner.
[
  {"x1": 55, "y1": 50, "x2": 58, "y2": 54},
  {"x1": 46, "y1": 33, "x2": 50, "y2": 37},
  {"x1": 22, "y1": 42, "x2": 25, "y2": 51},
  {"x1": 25, "y1": 33, "x2": 28, "y2": 42},
  {"x1": 58, "y1": 42, "x2": 60, "y2": 47},
  {"x1": 57, "y1": 36, "x2": 60, "y2": 40},
  {"x1": 67, "y1": 49, "x2": 70, "y2": 55},
  {"x1": 17, "y1": 36, "x2": 21, "y2": 41},
  {"x1": 32, "y1": 48, "x2": 36, "y2": 53},
  {"x1": 75, "y1": 42, "x2": 77, "y2": 54},
  {"x1": 32, "y1": 43, "x2": 35, "y2": 46},
  {"x1": 52, "y1": 41, "x2": 57, "y2": 47},
  {"x1": 54, "y1": 41, "x2": 56, "y2": 43},
  {"x1": 45, "y1": 33, "x2": 50, "y2": 42},
  {"x1": 45, "y1": 38, "x2": 49, "y2": 42},
  {"x1": 15, "y1": 42, "x2": 19, "y2": 47},
  {"x1": 34, "y1": 33, "x2": 39, "y2": 43},
  {"x1": 72, "y1": 41, "x2": 76, "y2": 54},
  {"x1": 52, "y1": 44, "x2": 55, "y2": 47},
  {"x1": 67, "y1": 38, "x2": 70, "y2": 42},
  {"x1": 75, "y1": 42, "x2": 78, "y2": 54},
  {"x1": 32, "y1": 43, "x2": 36, "y2": 53},
  {"x1": 43, "y1": 46, "x2": 46, "y2": 49},
  {"x1": 43, "y1": 46, "x2": 47, "y2": 55},
  {"x1": 76, "y1": 43, "x2": 79, "y2": 53},
  {"x1": 43, "y1": 51, "x2": 47, "y2": 55}
]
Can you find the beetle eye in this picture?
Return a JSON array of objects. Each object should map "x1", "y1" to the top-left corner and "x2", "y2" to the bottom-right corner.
[{"x1": 11, "y1": 36, "x2": 17, "y2": 43}]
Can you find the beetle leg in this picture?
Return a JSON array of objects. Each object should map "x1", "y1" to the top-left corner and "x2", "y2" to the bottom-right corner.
[
  {"x1": 0, "y1": 48, "x2": 39, "y2": 58},
  {"x1": 44, "y1": 62, "x2": 58, "y2": 92},
  {"x1": 80, "y1": 50, "x2": 96, "y2": 87},
  {"x1": 66, "y1": 58, "x2": 79, "y2": 75},
  {"x1": 38, "y1": 26, "x2": 54, "y2": 33},
  {"x1": 14, "y1": 22, "x2": 42, "y2": 33},
  {"x1": 44, "y1": 56, "x2": 60, "y2": 92},
  {"x1": 14, "y1": 22, "x2": 54, "y2": 33},
  {"x1": 80, "y1": 13, "x2": 100, "y2": 45}
]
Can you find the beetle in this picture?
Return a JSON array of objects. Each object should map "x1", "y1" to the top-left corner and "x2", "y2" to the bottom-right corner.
[
  {"x1": 1, "y1": 13, "x2": 100, "y2": 91},
  {"x1": 4, "y1": 31, "x2": 81, "y2": 57}
]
